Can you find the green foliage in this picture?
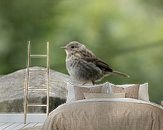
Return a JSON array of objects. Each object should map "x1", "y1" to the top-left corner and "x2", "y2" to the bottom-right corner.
[{"x1": 0, "y1": 0, "x2": 163, "y2": 103}]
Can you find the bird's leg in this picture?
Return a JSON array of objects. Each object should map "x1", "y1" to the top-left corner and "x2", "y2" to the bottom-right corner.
[
  {"x1": 82, "y1": 82, "x2": 87, "y2": 85},
  {"x1": 91, "y1": 80, "x2": 95, "y2": 85},
  {"x1": 82, "y1": 81, "x2": 95, "y2": 85}
]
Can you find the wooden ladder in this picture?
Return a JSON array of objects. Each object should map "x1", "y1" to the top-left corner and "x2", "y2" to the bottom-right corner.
[{"x1": 24, "y1": 41, "x2": 50, "y2": 124}]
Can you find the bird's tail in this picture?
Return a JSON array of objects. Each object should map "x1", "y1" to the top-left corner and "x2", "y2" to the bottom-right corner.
[{"x1": 112, "y1": 71, "x2": 130, "y2": 78}]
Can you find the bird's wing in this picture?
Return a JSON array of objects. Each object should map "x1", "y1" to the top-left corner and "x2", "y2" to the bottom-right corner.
[
  {"x1": 81, "y1": 57, "x2": 113, "y2": 72},
  {"x1": 79, "y1": 49, "x2": 96, "y2": 58},
  {"x1": 75, "y1": 48, "x2": 113, "y2": 72}
]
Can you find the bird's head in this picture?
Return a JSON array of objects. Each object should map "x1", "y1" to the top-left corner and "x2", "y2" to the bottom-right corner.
[{"x1": 62, "y1": 41, "x2": 86, "y2": 55}]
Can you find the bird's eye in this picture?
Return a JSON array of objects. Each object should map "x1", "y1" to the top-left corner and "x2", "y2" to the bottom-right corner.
[{"x1": 71, "y1": 46, "x2": 75, "y2": 48}]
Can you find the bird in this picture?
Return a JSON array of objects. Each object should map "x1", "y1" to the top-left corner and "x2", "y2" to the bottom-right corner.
[{"x1": 62, "y1": 41, "x2": 130, "y2": 85}]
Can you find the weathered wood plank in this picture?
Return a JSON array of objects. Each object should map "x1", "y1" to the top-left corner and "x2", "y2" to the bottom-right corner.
[
  {"x1": 0, "y1": 113, "x2": 46, "y2": 123},
  {"x1": 35, "y1": 123, "x2": 43, "y2": 127},
  {"x1": 23, "y1": 123, "x2": 38, "y2": 129},
  {"x1": 0, "y1": 123, "x2": 8, "y2": 129},
  {"x1": 3, "y1": 123, "x2": 21, "y2": 130},
  {"x1": 0, "y1": 122, "x2": 43, "y2": 130},
  {"x1": 0, "y1": 123, "x2": 6, "y2": 126},
  {"x1": 0, "y1": 122, "x2": 14, "y2": 129},
  {"x1": 13, "y1": 123, "x2": 30, "y2": 129}
]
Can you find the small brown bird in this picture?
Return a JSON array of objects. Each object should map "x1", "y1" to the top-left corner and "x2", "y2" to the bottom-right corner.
[{"x1": 62, "y1": 41, "x2": 129, "y2": 84}]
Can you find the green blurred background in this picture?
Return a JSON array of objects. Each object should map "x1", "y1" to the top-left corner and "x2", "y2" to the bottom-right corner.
[{"x1": 0, "y1": 0, "x2": 163, "y2": 103}]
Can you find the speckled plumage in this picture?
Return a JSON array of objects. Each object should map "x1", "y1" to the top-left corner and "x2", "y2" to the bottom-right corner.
[{"x1": 63, "y1": 41, "x2": 129, "y2": 84}]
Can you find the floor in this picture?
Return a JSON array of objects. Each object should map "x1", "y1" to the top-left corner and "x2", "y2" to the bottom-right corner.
[
  {"x1": 0, "y1": 122, "x2": 43, "y2": 130},
  {"x1": 0, "y1": 113, "x2": 46, "y2": 130}
]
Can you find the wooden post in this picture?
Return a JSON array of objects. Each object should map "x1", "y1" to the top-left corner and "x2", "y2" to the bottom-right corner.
[{"x1": 46, "y1": 41, "x2": 50, "y2": 116}]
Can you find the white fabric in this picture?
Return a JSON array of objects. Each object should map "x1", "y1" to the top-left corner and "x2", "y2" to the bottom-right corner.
[
  {"x1": 66, "y1": 82, "x2": 109, "y2": 103},
  {"x1": 66, "y1": 81, "x2": 149, "y2": 103},
  {"x1": 161, "y1": 101, "x2": 163, "y2": 106},
  {"x1": 101, "y1": 82, "x2": 112, "y2": 93},
  {"x1": 72, "y1": 98, "x2": 163, "y2": 110},
  {"x1": 66, "y1": 82, "x2": 75, "y2": 103},
  {"x1": 109, "y1": 82, "x2": 149, "y2": 101},
  {"x1": 84, "y1": 92, "x2": 125, "y2": 99},
  {"x1": 138, "y1": 83, "x2": 149, "y2": 101}
]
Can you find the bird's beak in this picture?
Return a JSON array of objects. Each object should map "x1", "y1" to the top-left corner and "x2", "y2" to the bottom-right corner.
[{"x1": 61, "y1": 46, "x2": 67, "y2": 49}]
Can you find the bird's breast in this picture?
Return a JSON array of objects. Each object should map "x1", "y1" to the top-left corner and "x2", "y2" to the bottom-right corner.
[{"x1": 66, "y1": 56, "x2": 79, "y2": 74}]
